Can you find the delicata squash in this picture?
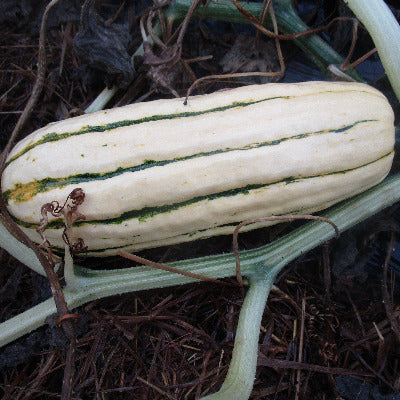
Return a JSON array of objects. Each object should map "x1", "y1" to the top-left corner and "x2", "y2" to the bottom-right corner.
[{"x1": 1, "y1": 81, "x2": 395, "y2": 256}]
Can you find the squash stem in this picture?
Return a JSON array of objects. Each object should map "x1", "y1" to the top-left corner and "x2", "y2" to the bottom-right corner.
[
  {"x1": 84, "y1": 86, "x2": 118, "y2": 114},
  {"x1": 199, "y1": 275, "x2": 276, "y2": 400},
  {"x1": 63, "y1": 244, "x2": 79, "y2": 288},
  {"x1": 343, "y1": 0, "x2": 400, "y2": 102}
]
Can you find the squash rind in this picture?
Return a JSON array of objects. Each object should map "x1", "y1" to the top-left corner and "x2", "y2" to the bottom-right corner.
[{"x1": 1, "y1": 81, "x2": 395, "y2": 256}]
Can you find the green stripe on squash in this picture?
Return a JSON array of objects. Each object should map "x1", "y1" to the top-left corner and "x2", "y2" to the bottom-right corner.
[{"x1": 2, "y1": 119, "x2": 377, "y2": 205}]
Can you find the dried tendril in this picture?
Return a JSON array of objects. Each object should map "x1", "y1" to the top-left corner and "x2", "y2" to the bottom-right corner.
[{"x1": 37, "y1": 188, "x2": 87, "y2": 265}]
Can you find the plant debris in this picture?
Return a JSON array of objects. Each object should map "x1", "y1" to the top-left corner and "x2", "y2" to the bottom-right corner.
[
  {"x1": 220, "y1": 33, "x2": 281, "y2": 84},
  {"x1": 73, "y1": 0, "x2": 136, "y2": 88}
]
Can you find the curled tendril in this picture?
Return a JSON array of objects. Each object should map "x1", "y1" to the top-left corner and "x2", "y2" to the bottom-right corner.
[
  {"x1": 63, "y1": 235, "x2": 88, "y2": 256},
  {"x1": 68, "y1": 188, "x2": 85, "y2": 210},
  {"x1": 64, "y1": 188, "x2": 86, "y2": 229},
  {"x1": 37, "y1": 188, "x2": 87, "y2": 264}
]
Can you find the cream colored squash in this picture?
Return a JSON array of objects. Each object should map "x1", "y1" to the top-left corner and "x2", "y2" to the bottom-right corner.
[{"x1": 1, "y1": 81, "x2": 395, "y2": 256}]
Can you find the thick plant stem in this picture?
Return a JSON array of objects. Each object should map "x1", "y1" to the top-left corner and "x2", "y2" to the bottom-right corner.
[
  {"x1": 0, "y1": 220, "x2": 44, "y2": 275},
  {"x1": 84, "y1": 87, "x2": 118, "y2": 113},
  {"x1": 343, "y1": 0, "x2": 400, "y2": 101},
  {"x1": 200, "y1": 275, "x2": 275, "y2": 400}
]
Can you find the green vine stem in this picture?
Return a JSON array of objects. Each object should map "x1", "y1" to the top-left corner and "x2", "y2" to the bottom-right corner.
[
  {"x1": 343, "y1": 0, "x2": 400, "y2": 102},
  {"x1": 200, "y1": 276, "x2": 275, "y2": 400},
  {"x1": 0, "y1": 220, "x2": 45, "y2": 276},
  {"x1": 2, "y1": 173, "x2": 400, "y2": 348},
  {"x1": 84, "y1": 86, "x2": 118, "y2": 114}
]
